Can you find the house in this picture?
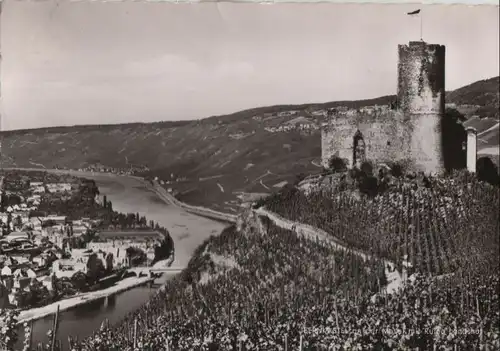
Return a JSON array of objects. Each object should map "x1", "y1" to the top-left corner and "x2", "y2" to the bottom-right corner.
[
  {"x1": 17, "y1": 212, "x2": 30, "y2": 223},
  {"x1": 27, "y1": 195, "x2": 42, "y2": 202},
  {"x1": 2, "y1": 276, "x2": 14, "y2": 292},
  {"x1": 9, "y1": 276, "x2": 33, "y2": 306},
  {"x1": 32, "y1": 254, "x2": 48, "y2": 267},
  {"x1": 4, "y1": 231, "x2": 30, "y2": 243},
  {"x1": 45, "y1": 215, "x2": 68, "y2": 226},
  {"x1": 72, "y1": 225, "x2": 89, "y2": 236},
  {"x1": 10, "y1": 255, "x2": 30, "y2": 265},
  {"x1": 312, "y1": 110, "x2": 327, "y2": 116},
  {"x1": 37, "y1": 274, "x2": 56, "y2": 292},
  {"x1": 33, "y1": 186, "x2": 46, "y2": 194},
  {"x1": 46, "y1": 183, "x2": 72, "y2": 193},
  {"x1": 53, "y1": 260, "x2": 86, "y2": 279},
  {"x1": 32, "y1": 233, "x2": 45, "y2": 245},
  {"x1": 45, "y1": 248, "x2": 64, "y2": 260},
  {"x1": 13, "y1": 268, "x2": 37, "y2": 279},
  {"x1": 0, "y1": 213, "x2": 9, "y2": 225},
  {"x1": 27, "y1": 195, "x2": 41, "y2": 206},
  {"x1": 52, "y1": 257, "x2": 86, "y2": 274},
  {"x1": 50, "y1": 233, "x2": 65, "y2": 248},
  {"x1": 1, "y1": 266, "x2": 12, "y2": 277},
  {"x1": 1, "y1": 256, "x2": 17, "y2": 267}
]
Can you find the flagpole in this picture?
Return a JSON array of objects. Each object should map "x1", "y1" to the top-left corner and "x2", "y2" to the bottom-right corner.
[{"x1": 420, "y1": 13, "x2": 423, "y2": 41}]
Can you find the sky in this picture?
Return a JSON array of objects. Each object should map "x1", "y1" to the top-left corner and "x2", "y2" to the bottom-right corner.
[{"x1": 1, "y1": 1, "x2": 498, "y2": 131}]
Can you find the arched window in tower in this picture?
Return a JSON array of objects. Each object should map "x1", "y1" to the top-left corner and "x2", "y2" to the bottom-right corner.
[{"x1": 353, "y1": 130, "x2": 366, "y2": 168}]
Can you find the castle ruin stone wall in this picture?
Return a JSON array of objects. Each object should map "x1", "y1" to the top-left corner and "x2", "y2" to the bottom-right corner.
[{"x1": 321, "y1": 107, "x2": 412, "y2": 169}]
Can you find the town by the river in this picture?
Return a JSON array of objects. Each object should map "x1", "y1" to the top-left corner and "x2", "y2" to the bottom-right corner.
[{"x1": 12, "y1": 170, "x2": 227, "y2": 349}]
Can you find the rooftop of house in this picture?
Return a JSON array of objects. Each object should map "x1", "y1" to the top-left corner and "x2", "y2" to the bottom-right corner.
[{"x1": 3, "y1": 232, "x2": 30, "y2": 242}]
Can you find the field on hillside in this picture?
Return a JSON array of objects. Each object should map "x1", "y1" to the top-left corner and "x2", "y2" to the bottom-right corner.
[
  {"x1": 447, "y1": 76, "x2": 500, "y2": 119},
  {"x1": 1, "y1": 116, "x2": 326, "y2": 212}
]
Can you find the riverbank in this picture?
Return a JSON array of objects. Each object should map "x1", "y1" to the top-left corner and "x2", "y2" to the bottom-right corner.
[
  {"x1": 3, "y1": 167, "x2": 238, "y2": 224},
  {"x1": 1, "y1": 168, "x2": 228, "y2": 327},
  {"x1": 149, "y1": 179, "x2": 238, "y2": 224},
  {"x1": 16, "y1": 276, "x2": 154, "y2": 325}
]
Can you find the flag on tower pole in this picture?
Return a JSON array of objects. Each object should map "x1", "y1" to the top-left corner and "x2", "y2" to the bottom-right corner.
[{"x1": 407, "y1": 9, "x2": 423, "y2": 41}]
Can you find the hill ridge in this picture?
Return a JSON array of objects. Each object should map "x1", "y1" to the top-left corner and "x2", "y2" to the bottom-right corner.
[{"x1": 0, "y1": 76, "x2": 498, "y2": 213}]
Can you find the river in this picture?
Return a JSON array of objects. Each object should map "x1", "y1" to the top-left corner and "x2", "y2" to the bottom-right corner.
[{"x1": 13, "y1": 171, "x2": 227, "y2": 350}]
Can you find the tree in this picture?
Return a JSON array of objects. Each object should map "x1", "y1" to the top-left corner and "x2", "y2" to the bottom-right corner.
[
  {"x1": 13, "y1": 215, "x2": 22, "y2": 229},
  {"x1": 71, "y1": 271, "x2": 88, "y2": 291},
  {"x1": 477, "y1": 157, "x2": 499, "y2": 186},
  {"x1": 390, "y1": 162, "x2": 404, "y2": 178},
  {"x1": 86, "y1": 254, "x2": 106, "y2": 284},
  {"x1": 105, "y1": 253, "x2": 114, "y2": 274},
  {"x1": 358, "y1": 175, "x2": 379, "y2": 198},
  {"x1": 328, "y1": 156, "x2": 348, "y2": 173},
  {"x1": 126, "y1": 247, "x2": 146, "y2": 267},
  {"x1": 360, "y1": 161, "x2": 374, "y2": 177},
  {"x1": 442, "y1": 108, "x2": 467, "y2": 172},
  {"x1": 7, "y1": 213, "x2": 12, "y2": 232},
  {"x1": 42, "y1": 219, "x2": 56, "y2": 228},
  {"x1": 27, "y1": 280, "x2": 50, "y2": 307},
  {"x1": 293, "y1": 173, "x2": 307, "y2": 186},
  {"x1": 5, "y1": 194, "x2": 22, "y2": 206},
  {"x1": 152, "y1": 233, "x2": 175, "y2": 265}
]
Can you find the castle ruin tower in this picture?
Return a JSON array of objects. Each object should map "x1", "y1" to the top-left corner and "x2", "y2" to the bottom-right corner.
[
  {"x1": 398, "y1": 41, "x2": 446, "y2": 174},
  {"x1": 466, "y1": 127, "x2": 477, "y2": 173}
]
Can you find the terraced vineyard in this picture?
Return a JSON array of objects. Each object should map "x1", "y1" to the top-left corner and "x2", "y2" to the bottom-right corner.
[{"x1": 260, "y1": 172, "x2": 499, "y2": 277}]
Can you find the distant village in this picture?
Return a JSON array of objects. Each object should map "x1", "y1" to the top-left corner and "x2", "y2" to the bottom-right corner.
[
  {"x1": 0, "y1": 170, "x2": 173, "y2": 310},
  {"x1": 72, "y1": 163, "x2": 150, "y2": 176}
]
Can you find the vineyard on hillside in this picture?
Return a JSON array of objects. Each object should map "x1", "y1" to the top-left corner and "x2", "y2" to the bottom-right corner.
[
  {"x1": 48, "y1": 219, "x2": 499, "y2": 351},
  {"x1": 38, "y1": 219, "x2": 496, "y2": 351},
  {"x1": 4, "y1": 172, "x2": 499, "y2": 350},
  {"x1": 259, "y1": 171, "x2": 499, "y2": 277}
]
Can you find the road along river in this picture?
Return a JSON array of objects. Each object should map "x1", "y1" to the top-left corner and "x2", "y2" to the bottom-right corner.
[{"x1": 11, "y1": 170, "x2": 228, "y2": 349}]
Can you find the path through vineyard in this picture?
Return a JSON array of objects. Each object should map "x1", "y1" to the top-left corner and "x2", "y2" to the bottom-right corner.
[{"x1": 253, "y1": 207, "x2": 407, "y2": 297}]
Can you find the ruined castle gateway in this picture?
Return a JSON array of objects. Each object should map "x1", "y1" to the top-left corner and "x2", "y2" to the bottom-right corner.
[{"x1": 321, "y1": 41, "x2": 446, "y2": 174}]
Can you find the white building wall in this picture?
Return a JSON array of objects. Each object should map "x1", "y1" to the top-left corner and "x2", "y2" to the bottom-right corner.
[{"x1": 466, "y1": 127, "x2": 477, "y2": 173}]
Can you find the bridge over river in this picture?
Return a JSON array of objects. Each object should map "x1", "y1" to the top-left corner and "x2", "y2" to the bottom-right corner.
[
  {"x1": 11, "y1": 169, "x2": 228, "y2": 350},
  {"x1": 127, "y1": 266, "x2": 185, "y2": 276}
]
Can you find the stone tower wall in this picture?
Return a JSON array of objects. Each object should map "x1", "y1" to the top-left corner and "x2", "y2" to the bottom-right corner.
[
  {"x1": 398, "y1": 41, "x2": 446, "y2": 174},
  {"x1": 321, "y1": 107, "x2": 412, "y2": 169}
]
